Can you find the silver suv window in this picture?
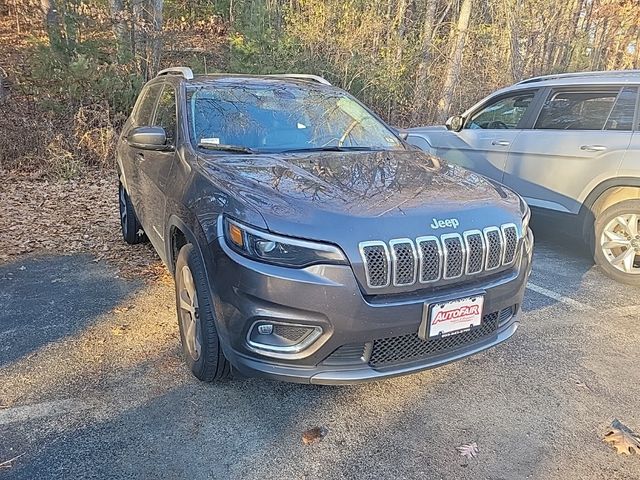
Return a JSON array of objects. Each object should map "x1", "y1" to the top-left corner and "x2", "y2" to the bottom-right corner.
[
  {"x1": 465, "y1": 92, "x2": 535, "y2": 130},
  {"x1": 534, "y1": 87, "x2": 638, "y2": 131},
  {"x1": 605, "y1": 87, "x2": 637, "y2": 131}
]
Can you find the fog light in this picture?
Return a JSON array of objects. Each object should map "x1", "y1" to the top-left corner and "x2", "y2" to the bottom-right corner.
[
  {"x1": 247, "y1": 320, "x2": 323, "y2": 355},
  {"x1": 257, "y1": 323, "x2": 273, "y2": 335}
]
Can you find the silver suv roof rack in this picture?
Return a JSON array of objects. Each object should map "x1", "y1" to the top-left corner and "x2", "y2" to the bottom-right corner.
[
  {"x1": 157, "y1": 67, "x2": 194, "y2": 80},
  {"x1": 517, "y1": 69, "x2": 640, "y2": 85},
  {"x1": 266, "y1": 74, "x2": 331, "y2": 86}
]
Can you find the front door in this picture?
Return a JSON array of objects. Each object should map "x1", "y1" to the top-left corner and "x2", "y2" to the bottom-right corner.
[
  {"x1": 435, "y1": 89, "x2": 540, "y2": 182},
  {"x1": 503, "y1": 86, "x2": 637, "y2": 214},
  {"x1": 138, "y1": 83, "x2": 178, "y2": 255}
]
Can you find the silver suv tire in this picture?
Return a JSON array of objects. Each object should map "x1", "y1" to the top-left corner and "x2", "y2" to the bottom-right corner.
[{"x1": 594, "y1": 200, "x2": 640, "y2": 285}]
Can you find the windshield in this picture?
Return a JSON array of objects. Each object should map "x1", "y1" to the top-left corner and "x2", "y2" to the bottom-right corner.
[{"x1": 186, "y1": 82, "x2": 403, "y2": 152}]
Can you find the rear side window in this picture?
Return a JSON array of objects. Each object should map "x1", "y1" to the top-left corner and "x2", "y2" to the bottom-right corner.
[
  {"x1": 605, "y1": 87, "x2": 637, "y2": 131},
  {"x1": 132, "y1": 84, "x2": 162, "y2": 126},
  {"x1": 153, "y1": 85, "x2": 177, "y2": 145},
  {"x1": 534, "y1": 89, "x2": 622, "y2": 130}
]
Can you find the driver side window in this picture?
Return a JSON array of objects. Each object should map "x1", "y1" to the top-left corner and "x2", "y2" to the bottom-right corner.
[{"x1": 466, "y1": 92, "x2": 535, "y2": 130}]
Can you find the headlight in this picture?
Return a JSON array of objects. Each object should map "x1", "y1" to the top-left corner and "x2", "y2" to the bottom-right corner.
[{"x1": 223, "y1": 217, "x2": 347, "y2": 268}]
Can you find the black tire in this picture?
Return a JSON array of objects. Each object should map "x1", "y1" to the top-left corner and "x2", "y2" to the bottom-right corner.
[
  {"x1": 593, "y1": 200, "x2": 640, "y2": 286},
  {"x1": 118, "y1": 181, "x2": 146, "y2": 244},
  {"x1": 174, "y1": 243, "x2": 231, "y2": 382}
]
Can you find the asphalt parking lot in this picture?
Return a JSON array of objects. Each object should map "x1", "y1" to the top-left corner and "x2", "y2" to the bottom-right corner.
[{"x1": 1, "y1": 228, "x2": 640, "y2": 480}]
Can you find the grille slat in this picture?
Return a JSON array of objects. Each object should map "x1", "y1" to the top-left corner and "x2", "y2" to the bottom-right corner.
[
  {"x1": 443, "y1": 234, "x2": 464, "y2": 279},
  {"x1": 390, "y1": 240, "x2": 417, "y2": 286},
  {"x1": 502, "y1": 225, "x2": 518, "y2": 264},
  {"x1": 361, "y1": 242, "x2": 390, "y2": 288},
  {"x1": 369, "y1": 307, "x2": 515, "y2": 367},
  {"x1": 484, "y1": 228, "x2": 503, "y2": 270},
  {"x1": 417, "y1": 237, "x2": 441, "y2": 282},
  {"x1": 464, "y1": 231, "x2": 484, "y2": 275},
  {"x1": 359, "y1": 223, "x2": 521, "y2": 289}
]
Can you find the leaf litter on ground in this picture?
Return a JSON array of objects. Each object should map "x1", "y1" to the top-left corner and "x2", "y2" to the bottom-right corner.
[
  {"x1": 0, "y1": 169, "x2": 164, "y2": 281},
  {"x1": 603, "y1": 419, "x2": 640, "y2": 455}
]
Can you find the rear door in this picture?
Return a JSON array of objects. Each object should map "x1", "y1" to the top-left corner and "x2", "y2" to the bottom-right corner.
[
  {"x1": 503, "y1": 86, "x2": 637, "y2": 214},
  {"x1": 138, "y1": 82, "x2": 178, "y2": 254},
  {"x1": 434, "y1": 89, "x2": 541, "y2": 182}
]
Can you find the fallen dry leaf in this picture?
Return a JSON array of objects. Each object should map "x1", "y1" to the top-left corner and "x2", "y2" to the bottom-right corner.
[
  {"x1": 111, "y1": 324, "x2": 131, "y2": 336},
  {"x1": 457, "y1": 442, "x2": 479, "y2": 460},
  {"x1": 302, "y1": 426, "x2": 328, "y2": 445},
  {"x1": 603, "y1": 419, "x2": 640, "y2": 455}
]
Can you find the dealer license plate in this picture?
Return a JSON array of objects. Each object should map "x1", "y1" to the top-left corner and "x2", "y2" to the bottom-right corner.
[{"x1": 427, "y1": 295, "x2": 484, "y2": 338}]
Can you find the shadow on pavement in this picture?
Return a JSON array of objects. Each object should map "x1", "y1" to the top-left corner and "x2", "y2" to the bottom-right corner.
[{"x1": 0, "y1": 254, "x2": 142, "y2": 367}]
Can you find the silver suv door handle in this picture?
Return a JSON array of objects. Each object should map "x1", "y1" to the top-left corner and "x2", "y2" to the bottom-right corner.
[
  {"x1": 491, "y1": 140, "x2": 510, "y2": 147},
  {"x1": 580, "y1": 144, "x2": 607, "y2": 152}
]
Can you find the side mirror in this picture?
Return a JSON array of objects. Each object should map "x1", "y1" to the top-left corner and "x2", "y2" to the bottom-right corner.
[
  {"x1": 445, "y1": 115, "x2": 464, "y2": 132},
  {"x1": 127, "y1": 126, "x2": 172, "y2": 151}
]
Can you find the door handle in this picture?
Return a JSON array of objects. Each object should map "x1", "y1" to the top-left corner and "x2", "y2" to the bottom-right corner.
[
  {"x1": 136, "y1": 153, "x2": 145, "y2": 161},
  {"x1": 491, "y1": 140, "x2": 510, "y2": 147},
  {"x1": 580, "y1": 144, "x2": 607, "y2": 152}
]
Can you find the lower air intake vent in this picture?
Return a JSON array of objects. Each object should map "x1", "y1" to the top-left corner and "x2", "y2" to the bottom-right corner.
[{"x1": 368, "y1": 307, "x2": 515, "y2": 368}]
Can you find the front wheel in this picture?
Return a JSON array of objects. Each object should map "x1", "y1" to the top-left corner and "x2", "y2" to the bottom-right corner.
[
  {"x1": 593, "y1": 200, "x2": 640, "y2": 285},
  {"x1": 174, "y1": 243, "x2": 231, "y2": 382}
]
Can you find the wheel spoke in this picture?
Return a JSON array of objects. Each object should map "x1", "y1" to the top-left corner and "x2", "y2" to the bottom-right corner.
[
  {"x1": 603, "y1": 230, "x2": 626, "y2": 242},
  {"x1": 628, "y1": 214, "x2": 639, "y2": 236},
  {"x1": 611, "y1": 248, "x2": 636, "y2": 272},
  {"x1": 602, "y1": 240, "x2": 629, "y2": 250},
  {"x1": 179, "y1": 290, "x2": 195, "y2": 314}
]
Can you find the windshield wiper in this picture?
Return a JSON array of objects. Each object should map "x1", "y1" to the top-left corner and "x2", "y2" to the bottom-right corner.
[
  {"x1": 198, "y1": 143, "x2": 256, "y2": 154},
  {"x1": 280, "y1": 146, "x2": 380, "y2": 153}
]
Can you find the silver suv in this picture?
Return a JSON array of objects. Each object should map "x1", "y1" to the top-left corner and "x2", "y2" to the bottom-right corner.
[{"x1": 407, "y1": 70, "x2": 640, "y2": 285}]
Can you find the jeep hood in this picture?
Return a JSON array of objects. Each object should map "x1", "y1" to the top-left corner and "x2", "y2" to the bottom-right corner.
[{"x1": 198, "y1": 150, "x2": 523, "y2": 243}]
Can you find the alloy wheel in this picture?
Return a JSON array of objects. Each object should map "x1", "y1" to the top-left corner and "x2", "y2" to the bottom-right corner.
[
  {"x1": 178, "y1": 265, "x2": 202, "y2": 360},
  {"x1": 600, "y1": 213, "x2": 640, "y2": 275}
]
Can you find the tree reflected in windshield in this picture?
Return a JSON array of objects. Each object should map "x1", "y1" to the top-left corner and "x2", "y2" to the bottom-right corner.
[{"x1": 186, "y1": 82, "x2": 403, "y2": 152}]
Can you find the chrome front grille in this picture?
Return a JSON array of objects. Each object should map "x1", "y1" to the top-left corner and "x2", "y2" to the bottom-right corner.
[{"x1": 359, "y1": 223, "x2": 520, "y2": 289}]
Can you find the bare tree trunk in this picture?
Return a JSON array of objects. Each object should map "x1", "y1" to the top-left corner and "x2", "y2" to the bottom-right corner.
[
  {"x1": 412, "y1": 0, "x2": 438, "y2": 123},
  {"x1": 109, "y1": 0, "x2": 130, "y2": 62},
  {"x1": 506, "y1": 0, "x2": 523, "y2": 81},
  {"x1": 150, "y1": 0, "x2": 164, "y2": 76},
  {"x1": 436, "y1": 0, "x2": 473, "y2": 122}
]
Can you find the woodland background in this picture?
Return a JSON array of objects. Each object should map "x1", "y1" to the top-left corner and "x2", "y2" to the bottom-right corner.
[{"x1": 0, "y1": 0, "x2": 639, "y2": 178}]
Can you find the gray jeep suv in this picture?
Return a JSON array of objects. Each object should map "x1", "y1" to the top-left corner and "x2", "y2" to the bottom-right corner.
[
  {"x1": 406, "y1": 70, "x2": 640, "y2": 285},
  {"x1": 117, "y1": 67, "x2": 533, "y2": 384}
]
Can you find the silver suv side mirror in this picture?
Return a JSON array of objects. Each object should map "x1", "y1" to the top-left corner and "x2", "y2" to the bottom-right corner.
[{"x1": 445, "y1": 115, "x2": 464, "y2": 132}]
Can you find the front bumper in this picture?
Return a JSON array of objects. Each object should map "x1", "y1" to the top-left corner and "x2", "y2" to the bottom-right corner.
[{"x1": 208, "y1": 230, "x2": 533, "y2": 385}]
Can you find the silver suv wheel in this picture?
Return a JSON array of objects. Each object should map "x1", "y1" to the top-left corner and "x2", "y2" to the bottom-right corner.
[
  {"x1": 600, "y1": 214, "x2": 640, "y2": 275},
  {"x1": 594, "y1": 200, "x2": 640, "y2": 285}
]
